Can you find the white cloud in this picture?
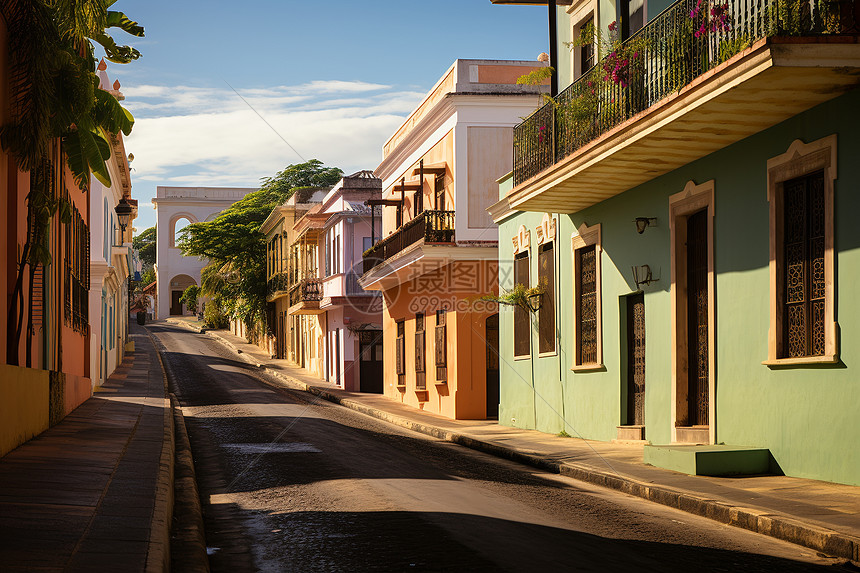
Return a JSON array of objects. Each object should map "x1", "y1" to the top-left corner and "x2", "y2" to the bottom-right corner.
[{"x1": 123, "y1": 80, "x2": 425, "y2": 199}]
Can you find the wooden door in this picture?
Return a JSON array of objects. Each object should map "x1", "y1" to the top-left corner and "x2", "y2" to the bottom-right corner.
[
  {"x1": 277, "y1": 313, "x2": 285, "y2": 359},
  {"x1": 626, "y1": 294, "x2": 645, "y2": 426},
  {"x1": 170, "y1": 291, "x2": 182, "y2": 315},
  {"x1": 486, "y1": 314, "x2": 500, "y2": 419},
  {"x1": 359, "y1": 330, "x2": 383, "y2": 393},
  {"x1": 686, "y1": 209, "x2": 709, "y2": 426}
]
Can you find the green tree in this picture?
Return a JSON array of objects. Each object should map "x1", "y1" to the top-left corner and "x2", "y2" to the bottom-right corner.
[
  {"x1": 180, "y1": 285, "x2": 200, "y2": 314},
  {"x1": 0, "y1": 0, "x2": 143, "y2": 365},
  {"x1": 133, "y1": 226, "x2": 156, "y2": 269},
  {"x1": 178, "y1": 160, "x2": 342, "y2": 335},
  {"x1": 140, "y1": 267, "x2": 156, "y2": 286}
]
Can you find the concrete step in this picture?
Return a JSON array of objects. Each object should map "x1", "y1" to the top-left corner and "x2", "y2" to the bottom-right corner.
[{"x1": 644, "y1": 444, "x2": 770, "y2": 476}]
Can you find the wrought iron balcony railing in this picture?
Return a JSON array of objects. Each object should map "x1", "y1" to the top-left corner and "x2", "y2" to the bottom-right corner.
[
  {"x1": 513, "y1": 0, "x2": 858, "y2": 186},
  {"x1": 266, "y1": 272, "x2": 290, "y2": 299},
  {"x1": 289, "y1": 278, "x2": 322, "y2": 306},
  {"x1": 362, "y1": 210, "x2": 456, "y2": 274}
]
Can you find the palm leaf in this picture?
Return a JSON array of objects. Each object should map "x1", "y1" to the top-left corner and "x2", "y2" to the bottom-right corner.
[
  {"x1": 94, "y1": 88, "x2": 134, "y2": 135},
  {"x1": 105, "y1": 10, "x2": 144, "y2": 36},
  {"x1": 94, "y1": 31, "x2": 141, "y2": 63},
  {"x1": 63, "y1": 124, "x2": 111, "y2": 189}
]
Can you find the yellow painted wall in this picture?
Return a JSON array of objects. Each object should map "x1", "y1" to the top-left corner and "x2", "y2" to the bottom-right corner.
[{"x1": 0, "y1": 364, "x2": 50, "y2": 457}]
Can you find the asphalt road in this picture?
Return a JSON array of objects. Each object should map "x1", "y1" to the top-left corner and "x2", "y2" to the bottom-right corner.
[{"x1": 150, "y1": 323, "x2": 850, "y2": 572}]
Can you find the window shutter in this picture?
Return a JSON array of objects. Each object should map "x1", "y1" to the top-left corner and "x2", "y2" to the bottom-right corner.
[
  {"x1": 395, "y1": 321, "x2": 405, "y2": 378},
  {"x1": 415, "y1": 314, "x2": 426, "y2": 389},
  {"x1": 513, "y1": 253, "x2": 530, "y2": 357},
  {"x1": 783, "y1": 170, "x2": 826, "y2": 357},
  {"x1": 578, "y1": 245, "x2": 597, "y2": 364},
  {"x1": 435, "y1": 310, "x2": 447, "y2": 381},
  {"x1": 538, "y1": 242, "x2": 555, "y2": 354}
]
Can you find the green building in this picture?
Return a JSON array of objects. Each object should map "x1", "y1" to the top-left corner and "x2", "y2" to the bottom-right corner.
[{"x1": 490, "y1": 0, "x2": 860, "y2": 485}]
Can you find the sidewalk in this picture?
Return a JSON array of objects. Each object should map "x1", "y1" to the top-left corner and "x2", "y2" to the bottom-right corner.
[
  {"x1": 169, "y1": 317, "x2": 860, "y2": 563},
  {"x1": 0, "y1": 323, "x2": 174, "y2": 573}
]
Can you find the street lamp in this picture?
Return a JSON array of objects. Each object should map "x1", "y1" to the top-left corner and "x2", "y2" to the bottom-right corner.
[{"x1": 115, "y1": 197, "x2": 133, "y2": 236}]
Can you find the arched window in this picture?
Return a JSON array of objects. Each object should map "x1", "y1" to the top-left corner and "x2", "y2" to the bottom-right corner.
[{"x1": 171, "y1": 216, "x2": 194, "y2": 247}]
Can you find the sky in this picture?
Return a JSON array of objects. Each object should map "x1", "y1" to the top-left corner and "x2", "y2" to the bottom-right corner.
[{"x1": 108, "y1": 0, "x2": 549, "y2": 235}]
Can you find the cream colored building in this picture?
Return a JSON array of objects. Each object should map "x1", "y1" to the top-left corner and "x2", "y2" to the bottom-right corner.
[{"x1": 152, "y1": 186, "x2": 255, "y2": 319}]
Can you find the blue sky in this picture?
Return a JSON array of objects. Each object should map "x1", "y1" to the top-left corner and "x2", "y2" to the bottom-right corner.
[{"x1": 109, "y1": 1, "x2": 548, "y2": 233}]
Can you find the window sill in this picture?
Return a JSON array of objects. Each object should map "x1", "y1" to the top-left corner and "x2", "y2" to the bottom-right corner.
[
  {"x1": 513, "y1": 354, "x2": 531, "y2": 361},
  {"x1": 435, "y1": 380, "x2": 448, "y2": 386},
  {"x1": 762, "y1": 355, "x2": 838, "y2": 367},
  {"x1": 538, "y1": 350, "x2": 558, "y2": 358},
  {"x1": 570, "y1": 363, "x2": 604, "y2": 372}
]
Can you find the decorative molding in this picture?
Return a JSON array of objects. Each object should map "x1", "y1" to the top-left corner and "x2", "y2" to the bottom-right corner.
[
  {"x1": 765, "y1": 135, "x2": 838, "y2": 364},
  {"x1": 668, "y1": 179, "x2": 715, "y2": 445},
  {"x1": 513, "y1": 225, "x2": 531, "y2": 255},
  {"x1": 536, "y1": 213, "x2": 556, "y2": 245},
  {"x1": 571, "y1": 222, "x2": 602, "y2": 369}
]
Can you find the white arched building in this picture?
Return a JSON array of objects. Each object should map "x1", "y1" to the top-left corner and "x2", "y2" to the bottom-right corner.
[{"x1": 152, "y1": 186, "x2": 255, "y2": 319}]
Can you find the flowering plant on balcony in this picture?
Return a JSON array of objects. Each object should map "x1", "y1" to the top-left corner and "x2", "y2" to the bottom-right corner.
[
  {"x1": 689, "y1": 0, "x2": 732, "y2": 38},
  {"x1": 570, "y1": 21, "x2": 649, "y2": 89}
]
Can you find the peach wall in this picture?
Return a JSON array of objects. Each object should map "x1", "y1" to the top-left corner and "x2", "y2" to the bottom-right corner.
[
  {"x1": 60, "y1": 161, "x2": 90, "y2": 378},
  {"x1": 382, "y1": 129, "x2": 454, "y2": 237},
  {"x1": 63, "y1": 372, "x2": 92, "y2": 416},
  {"x1": 477, "y1": 64, "x2": 549, "y2": 85},
  {"x1": 381, "y1": 260, "x2": 499, "y2": 419}
]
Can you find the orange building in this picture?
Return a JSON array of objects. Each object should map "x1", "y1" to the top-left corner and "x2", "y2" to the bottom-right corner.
[
  {"x1": 359, "y1": 60, "x2": 546, "y2": 419},
  {"x1": 0, "y1": 13, "x2": 100, "y2": 455}
]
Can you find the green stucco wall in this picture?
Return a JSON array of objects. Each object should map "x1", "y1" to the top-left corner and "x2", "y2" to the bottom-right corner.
[{"x1": 498, "y1": 88, "x2": 860, "y2": 485}]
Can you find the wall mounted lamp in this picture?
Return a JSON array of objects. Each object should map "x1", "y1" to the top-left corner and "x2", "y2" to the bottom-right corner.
[
  {"x1": 115, "y1": 197, "x2": 133, "y2": 234},
  {"x1": 634, "y1": 217, "x2": 658, "y2": 234},
  {"x1": 632, "y1": 264, "x2": 655, "y2": 288}
]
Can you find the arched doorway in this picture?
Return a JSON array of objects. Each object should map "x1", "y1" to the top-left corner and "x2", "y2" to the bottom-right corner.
[{"x1": 169, "y1": 274, "x2": 197, "y2": 315}]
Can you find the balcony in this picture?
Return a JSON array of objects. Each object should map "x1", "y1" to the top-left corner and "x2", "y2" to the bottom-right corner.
[
  {"x1": 320, "y1": 271, "x2": 381, "y2": 310},
  {"x1": 266, "y1": 272, "x2": 290, "y2": 301},
  {"x1": 509, "y1": 0, "x2": 860, "y2": 213},
  {"x1": 288, "y1": 278, "x2": 323, "y2": 314},
  {"x1": 362, "y1": 210, "x2": 455, "y2": 274}
]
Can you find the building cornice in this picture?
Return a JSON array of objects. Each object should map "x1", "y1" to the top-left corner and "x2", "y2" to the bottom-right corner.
[{"x1": 488, "y1": 196, "x2": 519, "y2": 224}]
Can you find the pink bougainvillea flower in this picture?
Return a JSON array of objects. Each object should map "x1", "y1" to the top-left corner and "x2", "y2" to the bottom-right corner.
[{"x1": 608, "y1": 20, "x2": 617, "y2": 31}]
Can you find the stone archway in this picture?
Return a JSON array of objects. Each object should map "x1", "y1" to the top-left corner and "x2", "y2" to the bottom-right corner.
[
  {"x1": 169, "y1": 213, "x2": 198, "y2": 247},
  {"x1": 153, "y1": 186, "x2": 256, "y2": 319},
  {"x1": 168, "y1": 274, "x2": 197, "y2": 316}
]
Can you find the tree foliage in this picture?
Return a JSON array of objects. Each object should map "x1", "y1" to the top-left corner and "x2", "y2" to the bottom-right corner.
[
  {"x1": 180, "y1": 285, "x2": 200, "y2": 314},
  {"x1": 0, "y1": 0, "x2": 143, "y2": 365},
  {"x1": 178, "y1": 160, "x2": 343, "y2": 332},
  {"x1": 133, "y1": 225, "x2": 156, "y2": 268}
]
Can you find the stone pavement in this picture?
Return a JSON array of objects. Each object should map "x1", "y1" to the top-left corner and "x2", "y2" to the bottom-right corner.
[
  {"x1": 0, "y1": 323, "x2": 173, "y2": 573},
  {"x1": 167, "y1": 317, "x2": 860, "y2": 563}
]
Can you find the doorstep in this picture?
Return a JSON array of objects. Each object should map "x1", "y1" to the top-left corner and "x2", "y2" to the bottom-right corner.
[{"x1": 643, "y1": 444, "x2": 770, "y2": 476}]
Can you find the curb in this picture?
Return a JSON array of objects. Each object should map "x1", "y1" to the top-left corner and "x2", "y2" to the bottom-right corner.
[
  {"x1": 147, "y1": 326, "x2": 211, "y2": 573},
  {"x1": 203, "y1": 331, "x2": 264, "y2": 368},
  {"x1": 203, "y1": 328, "x2": 860, "y2": 563},
  {"x1": 143, "y1": 329, "x2": 176, "y2": 573},
  {"x1": 170, "y1": 394, "x2": 210, "y2": 573},
  {"x1": 162, "y1": 320, "x2": 264, "y2": 368}
]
